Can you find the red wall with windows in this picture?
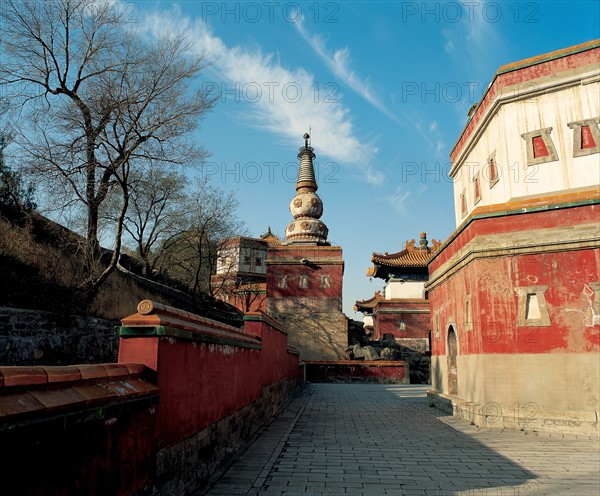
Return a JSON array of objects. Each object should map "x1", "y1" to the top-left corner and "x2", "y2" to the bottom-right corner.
[
  {"x1": 267, "y1": 245, "x2": 344, "y2": 304},
  {"x1": 372, "y1": 300, "x2": 430, "y2": 342},
  {"x1": 429, "y1": 203, "x2": 600, "y2": 357}
]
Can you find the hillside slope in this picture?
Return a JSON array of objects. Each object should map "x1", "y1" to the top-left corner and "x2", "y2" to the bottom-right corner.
[{"x1": 0, "y1": 205, "x2": 242, "y2": 323}]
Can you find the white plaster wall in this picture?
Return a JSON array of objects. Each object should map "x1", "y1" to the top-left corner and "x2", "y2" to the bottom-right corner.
[
  {"x1": 453, "y1": 78, "x2": 600, "y2": 226},
  {"x1": 363, "y1": 315, "x2": 374, "y2": 327},
  {"x1": 216, "y1": 246, "x2": 240, "y2": 274},
  {"x1": 238, "y1": 246, "x2": 267, "y2": 275},
  {"x1": 385, "y1": 280, "x2": 426, "y2": 299}
]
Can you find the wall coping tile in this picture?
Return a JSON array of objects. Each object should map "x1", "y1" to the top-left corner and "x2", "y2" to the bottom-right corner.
[
  {"x1": 244, "y1": 311, "x2": 287, "y2": 334},
  {"x1": 118, "y1": 300, "x2": 260, "y2": 349},
  {"x1": 0, "y1": 363, "x2": 159, "y2": 428},
  {"x1": 118, "y1": 325, "x2": 262, "y2": 350},
  {"x1": 0, "y1": 367, "x2": 48, "y2": 387}
]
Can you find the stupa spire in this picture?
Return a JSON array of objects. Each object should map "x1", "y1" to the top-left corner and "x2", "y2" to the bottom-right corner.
[
  {"x1": 296, "y1": 132, "x2": 317, "y2": 192},
  {"x1": 285, "y1": 133, "x2": 329, "y2": 245}
]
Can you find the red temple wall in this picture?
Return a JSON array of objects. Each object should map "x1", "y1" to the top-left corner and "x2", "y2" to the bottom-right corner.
[
  {"x1": 427, "y1": 203, "x2": 599, "y2": 434},
  {"x1": 267, "y1": 245, "x2": 344, "y2": 301},
  {"x1": 372, "y1": 300, "x2": 430, "y2": 342},
  {"x1": 429, "y1": 204, "x2": 600, "y2": 357},
  {"x1": 0, "y1": 309, "x2": 302, "y2": 495},
  {"x1": 430, "y1": 247, "x2": 600, "y2": 357}
]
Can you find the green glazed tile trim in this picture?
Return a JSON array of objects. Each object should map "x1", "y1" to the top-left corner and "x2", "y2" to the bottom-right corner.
[
  {"x1": 428, "y1": 198, "x2": 600, "y2": 265},
  {"x1": 116, "y1": 325, "x2": 262, "y2": 350}
]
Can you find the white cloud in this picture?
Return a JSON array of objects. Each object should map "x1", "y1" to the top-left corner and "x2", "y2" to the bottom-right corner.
[
  {"x1": 294, "y1": 17, "x2": 401, "y2": 125},
  {"x1": 387, "y1": 187, "x2": 412, "y2": 215},
  {"x1": 140, "y1": 6, "x2": 384, "y2": 184}
]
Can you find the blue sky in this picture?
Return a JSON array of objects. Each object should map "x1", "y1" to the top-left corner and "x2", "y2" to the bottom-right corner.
[{"x1": 132, "y1": 0, "x2": 600, "y2": 318}]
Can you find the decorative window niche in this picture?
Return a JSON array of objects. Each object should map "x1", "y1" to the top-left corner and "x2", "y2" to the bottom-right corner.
[
  {"x1": 516, "y1": 285, "x2": 551, "y2": 327},
  {"x1": 398, "y1": 320, "x2": 406, "y2": 331},
  {"x1": 299, "y1": 274, "x2": 310, "y2": 289},
  {"x1": 588, "y1": 282, "x2": 600, "y2": 326},
  {"x1": 277, "y1": 275, "x2": 288, "y2": 288},
  {"x1": 320, "y1": 275, "x2": 331, "y2": 288},
  {"x1": 521, "y1": 127, "x2": 558, "y2": 166},
  {"x1": 487, "y1": 151, "x2": 499, "y2": 188},
  {"x1": 567, "y1": 118, "x2": 600, "y2": 157},
  {"x1": 473, "y1": 173, "x2": 482, "y2": 205},
  {"x1": 464, "y1": 295, "x2": 472, "y2": 331},
  {"x1": 460, "y1": 190, "x2": 468, "y2": 218}
]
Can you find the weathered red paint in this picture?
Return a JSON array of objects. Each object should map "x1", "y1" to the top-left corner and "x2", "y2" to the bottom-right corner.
[
  {"x1": 430, "y1": 201, "x2": 599, "y2": 270},
  {"x1": 429, "y1": 205, "x2": 600, "y2": 357},
  {"x1": 370, "y1": 300, "x2": 430, "y2": 341},
  {"x1": 267, "y1": 245, "x2": 344, "y2": 300},
  {"x1": 0, "y1": 364, "x2": 159, "y2": 495},
  {"x1": 226, "y1": 292, "x2": 267, "y2": 313},
  {"x1": 1, "y1": 308, "x2": 302, "y2": 495},
  {"x1": 117, "y1": 313, "x2": 301, "y2": 447}
]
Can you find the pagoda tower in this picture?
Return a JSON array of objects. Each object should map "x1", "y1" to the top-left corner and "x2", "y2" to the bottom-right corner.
[
  {"x1": 266, "y1": 133, "x2": 348, "y2": 360},
  {"x1": 284, "y1": 133, "x2": 329, "y2": 245}
]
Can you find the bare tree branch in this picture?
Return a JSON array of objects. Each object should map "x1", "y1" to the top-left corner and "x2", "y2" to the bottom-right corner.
[
  {"x1": 0, "y1": 0, "x2": 217, "y2": 289},
  {"x1": 156, "y1": 179, "x2": 246, "y2": 299}
]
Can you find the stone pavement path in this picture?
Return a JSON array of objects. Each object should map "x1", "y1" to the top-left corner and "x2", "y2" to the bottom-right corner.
[{"x1": 199, "y1": 384, "x2": 600, "y2": 496}]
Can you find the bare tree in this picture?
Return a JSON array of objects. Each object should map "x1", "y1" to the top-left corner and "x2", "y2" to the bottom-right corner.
[
  {"x1": 0, "y1": 0, "x2": 216, "y2": 289},
  {"x1": 119, "y1": 164, "x2": 187, "y2": 278},
  {"x1": 232, "y1": 282, "x2": 266, "y2": 313},
  {"x1": 157, "y1": 179, "x2": 246, "y2": 299}
]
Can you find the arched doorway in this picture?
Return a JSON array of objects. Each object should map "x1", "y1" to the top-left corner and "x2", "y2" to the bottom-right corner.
[{"x1": 447, "y1": 326, "x2": 458, "y2": 395}]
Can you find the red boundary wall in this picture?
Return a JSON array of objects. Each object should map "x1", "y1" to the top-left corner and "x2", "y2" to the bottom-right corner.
[
  {"x1": 305, "y1": 360, "x2": 409, "y2": 384},
  {"x1": 0, "y1": 301, "x2": 303, "y2": 495}
]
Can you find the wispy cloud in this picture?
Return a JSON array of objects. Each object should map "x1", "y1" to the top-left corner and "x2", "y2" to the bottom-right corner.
[
  {"x1": 294, "y1": 17, "x2": 401, "y2": 125},
  {"x1": 415, "y1": 121, "x2": 446, "y2": 159},
  {"x1": 387, "y1": 187, "x2": 412, "y2": 216},
  {"x1": 140, "y1": 6, "x2": 384, "y2": 185},
  {"x1": 442, "y1": 0, "x2": 503, "y2": 78},
  {"x1": 440, "y1": 1, "x2": 505, "y2": 127}
]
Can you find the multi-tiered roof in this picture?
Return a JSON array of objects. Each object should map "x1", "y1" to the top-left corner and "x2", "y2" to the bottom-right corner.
[{"x1": 366, "y1": 233, "x2": 442, "y2": 280}]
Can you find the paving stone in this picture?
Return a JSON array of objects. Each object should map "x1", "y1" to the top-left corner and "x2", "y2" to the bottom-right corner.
[{"x1": 200, "y1": 384, "x2": 600, "y2": 496}]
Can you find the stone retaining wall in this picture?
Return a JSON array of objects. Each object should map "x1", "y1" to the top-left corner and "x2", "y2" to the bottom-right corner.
[{"x1": 0, "y1": 307, "x2": 118, "y2": 365}]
